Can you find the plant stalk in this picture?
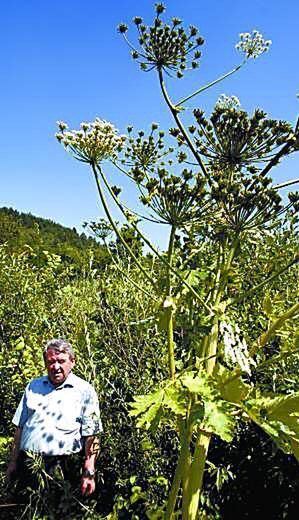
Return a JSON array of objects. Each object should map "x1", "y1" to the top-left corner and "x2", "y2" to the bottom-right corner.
[
  {"x1": 97, "y1": 164, "x2": 212, "y2": 312},
  {"x1": 91, "y1": 163, "x2": 159, "y2": 293},
  {"x1": 166, "y1": 225, "x2": 176, "y2": 381},
  {"x1": 176, "y1": 62, "x2": 244, "y2": 106},
  {"x1": 182, "y1": 430, "x2": 211, "y2": 520},
  {"x1": 158, "y1": 68, "x2": 208, "y2": 178}
]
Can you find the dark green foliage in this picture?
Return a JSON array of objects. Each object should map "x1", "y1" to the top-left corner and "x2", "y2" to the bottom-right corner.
[
  {"x1": 0, "y1": 207, "x2": 110, "y2": 269},
  {"x1": 208, "y1": 424, "x2": 299, "y2": 520}
]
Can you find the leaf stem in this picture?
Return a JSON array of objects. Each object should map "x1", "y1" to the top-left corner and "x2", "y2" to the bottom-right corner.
[{"x1": 273, "y1": 178, "x2": 299, "y2": 190}]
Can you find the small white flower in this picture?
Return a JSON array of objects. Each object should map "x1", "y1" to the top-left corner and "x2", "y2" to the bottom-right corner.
[
  {"x1": 236, "y1": 30, "x2": 271, "y2": 59},
  {"x1": 55, "y1": 132, "x2": 64, "y2": 142},
  {"x1": 56, "y1": 118, "x2": 127, "y2": 164},
  {"x1": 56, "y1": 121, "x2": 68, "y2": 131},
  {"x1": 216, "y1": 94, "x2": 241, "y2": 109},
  {"x1": 80, "y1": 122, "x2": 90, "y2": 131}
]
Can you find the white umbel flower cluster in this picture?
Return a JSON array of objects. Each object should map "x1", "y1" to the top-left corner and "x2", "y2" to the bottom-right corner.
[
  {"x1": 235, "y1": 30, "x2": 272, "y2": 59},
  {"x1": 220, "y1": 321, "x2": 256, "y2": 375},
  {"x1": 55, "y1": 118, "x2": 127, "y2": 164},
  {"x1": 215, "y1": 94, "x2": 241, "y2": 109}
]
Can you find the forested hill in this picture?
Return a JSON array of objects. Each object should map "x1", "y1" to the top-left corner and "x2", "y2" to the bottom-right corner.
[{"x1": 0, "y1": 206, "x2": 108, "y2": 267}]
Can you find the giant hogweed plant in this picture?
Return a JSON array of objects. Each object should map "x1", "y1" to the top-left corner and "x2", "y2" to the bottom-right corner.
[{"x1": 56, "y1": 4, "x2": 299, "y2": 518}]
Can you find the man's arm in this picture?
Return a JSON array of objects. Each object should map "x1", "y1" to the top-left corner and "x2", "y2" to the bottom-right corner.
[
  {"x1": 81, "y1": 435, "x2": 100, "y2": 496},
  {"x1": 6, "y1": 427, "x2": 22, "y2": 482}
]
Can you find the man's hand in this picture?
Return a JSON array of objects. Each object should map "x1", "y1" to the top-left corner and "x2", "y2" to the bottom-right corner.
[
  {"x1": 82, "y1": 435, "x2": 99, "y2": 496},
  {"x1": 6, "y1": 427, "x2": 22, "y2": 484},
  {"x1": 81, "y1": 475, "x2": 96, "y2": 496},
  {"x1": 6, "y1": 460, "x2": 17, "y2": 483}
]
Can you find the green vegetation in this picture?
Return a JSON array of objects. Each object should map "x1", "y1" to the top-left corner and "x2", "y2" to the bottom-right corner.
[
  {"x1": 0, "y1": 207, "x2": 109, "y2": 269},
  {"x1": 1, "y1": 3, "x2": 299, "y2": 519}
]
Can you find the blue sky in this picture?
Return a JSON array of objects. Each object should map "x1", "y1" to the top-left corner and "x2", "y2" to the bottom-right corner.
[{"x1": 1, "y1": 0, "x2": 298, "y2": 247}]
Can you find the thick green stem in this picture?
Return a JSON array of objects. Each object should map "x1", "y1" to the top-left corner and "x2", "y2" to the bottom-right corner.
[
  {"x1": 158, "y1": 68, "x2": 208, "y2": 178},
  {"x1": 205, "y1": 239, "x2": 239, "y2": 374},
  {"x1": 166, "y1": 225, "x2": 176, "y2": 381},
  {"x1": 182, "y1": 431, "x2": 211, "y2": 520},
  {"x1": 166, "y1": 415, "x2": 194, "y2": 519},
  {"x1": 181, "y1": 237, "x2": 239, "y2": 518},
  {"x1": 91, "y1": 163, "x2": 159, "y2": 293},
  {"x1": 166, "y1": 307, "x2": 175, "y2": 381},
  {"x1": 165, "y1": 457, "x2": 182, "y2": 520},
  {"x1": 206, "y1": 317, "x2": 220, "y2": 375}
]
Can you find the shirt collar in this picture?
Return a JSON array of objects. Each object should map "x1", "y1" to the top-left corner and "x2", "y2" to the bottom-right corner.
[{"x1": 43, "y1": 371, "x2": 76, "y2": 389}]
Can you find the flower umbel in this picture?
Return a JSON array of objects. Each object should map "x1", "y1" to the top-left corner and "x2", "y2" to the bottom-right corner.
[
  {"x1": 118, "y1": 3, "x2": 204, "y2": 78},
  {"x1": 190, "y1": 103, "x2": 295, "y2": 232},
  {"x1": 215, "y1": 94, "x2": 241, "y2": 110},
  {"x1": 55, "y1": 118, "x2": 126, "y2": 164},
  {"x1": 235, "y1": 30, "x2": 272, "y2": 59},
  {"x1": 193, "y1": 104, "x2": 293, "y2": 170},
  {"x1": 122, "y1": 124, "x2": 173, "y2": 180}
]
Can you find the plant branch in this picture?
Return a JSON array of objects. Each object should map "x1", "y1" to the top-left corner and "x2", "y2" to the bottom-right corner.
[
  {"x1": 259, "y1": 117, "x2": 299, "y2": 177},
  {"x1": 97, "y1": 164, "x2": 213, "y2": 313},
  {"x1": 250, "y1": 300, "x2": 299, "y2": 357},
  {"x1": 166, "y1": 225, "x2": 176, "y2": 381},
  {"x1": 227, "y1": 255, "x2": 299, "y2": 306},
  {"x1": 176, "y1": 61, "x2": 245, "y2": 106},
  {"x1": 158, "y1": 68, "x2": 208, "y2": 178},
  {"x1": 274, "y1": 178, "x2": 299, "y2": 190},
  {"x1": 91, "y1": 163, "x2": 159, "y2": 293}
]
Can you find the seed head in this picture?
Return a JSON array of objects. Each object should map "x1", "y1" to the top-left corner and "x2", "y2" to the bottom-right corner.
[{"x1": 118, "y1": 5, "x2": 204, "y2": 78}]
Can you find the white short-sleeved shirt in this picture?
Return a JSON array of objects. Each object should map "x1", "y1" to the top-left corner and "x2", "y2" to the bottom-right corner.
[{"x1": 13, "y1": 372, "x2": 102, "y2": 455}]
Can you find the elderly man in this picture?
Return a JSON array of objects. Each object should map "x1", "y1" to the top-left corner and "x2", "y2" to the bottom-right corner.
[{"x1": 6, "y1": 338, "x2": 102, "y2": 497}]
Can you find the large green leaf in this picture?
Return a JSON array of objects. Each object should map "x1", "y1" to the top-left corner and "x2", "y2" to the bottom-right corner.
[
  {"x1": 130, "y1": 388, "x2": 165, "y2": 429},
  {"x1": 164, "y1": 385, "x2": 188, "y2": 416},
  {"x1": 204, "y1": 400, "x2": 236, "y2": 442},
  {"x1": 214, "y1": 363, "x2": 252, "y2": 404},
  {"x1": 130, "y1": 389, "x2": 164, "y2": 416},
  {"x1": 181, "y1": 370, "x2": 214, "y2": 400},
  {"x1": 243, "y1": 393, "x2": 299, "y2": 461},
  {"x1": 129, "y1": 381, "x2": 190, "y2": 430},
  {"x1": 181, "y1": 369, "x2": 237, "y2": 441}
]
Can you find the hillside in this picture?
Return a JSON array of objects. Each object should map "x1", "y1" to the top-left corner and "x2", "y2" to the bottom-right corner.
[{"x1": 0, "y1": 206, "x2": 108, "y2": 266}]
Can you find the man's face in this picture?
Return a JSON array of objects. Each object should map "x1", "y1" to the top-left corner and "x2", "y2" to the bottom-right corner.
[{"x1": 45, "y1": 348, "x2": 75, "y2": 386}]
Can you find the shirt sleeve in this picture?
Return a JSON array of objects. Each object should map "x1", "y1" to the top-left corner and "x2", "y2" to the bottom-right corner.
[
  {"x1": 12, "y1": 385, "x2": 29, "y2": 428},
  {"x1": 81, "y1": 385, "x2": 103, "y2": 436}
]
